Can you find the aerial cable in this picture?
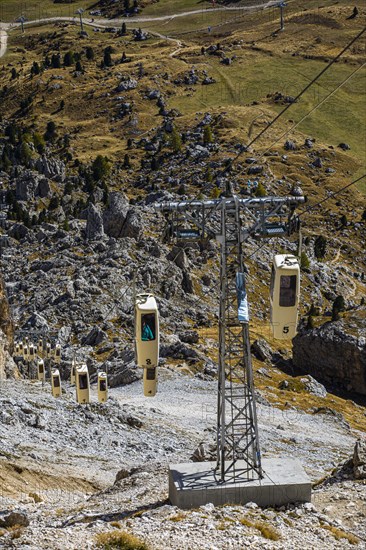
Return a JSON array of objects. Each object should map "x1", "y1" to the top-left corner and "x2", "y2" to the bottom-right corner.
[
  {"x1": 257, "y1": 62, "x2": 366, "y2": 161},
  {"x1": 221, "y1": 25, "x2": 366, "y2": 174},
  {"x1": 298, "y1": 174, "x2": 366, "y2": 218}
]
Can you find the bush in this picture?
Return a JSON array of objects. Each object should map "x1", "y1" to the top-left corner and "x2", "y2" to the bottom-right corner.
[
  {"x1": 254, "y1": 182, "x2": 266, "y2": 197},
  {"x1": 300, "y1": 251, "x2": 310, "y2": 269},
  {"x1": 170, "y1": 127, "x2": 182, "y2": 153},
  {"x1": 95, "y1": 530, "x2": 149, "y2": 549}
]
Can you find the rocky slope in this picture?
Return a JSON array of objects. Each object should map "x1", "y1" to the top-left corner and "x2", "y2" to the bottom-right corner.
[{"x1": 0, "y1": 370, "x2": 365, "y2": 549}]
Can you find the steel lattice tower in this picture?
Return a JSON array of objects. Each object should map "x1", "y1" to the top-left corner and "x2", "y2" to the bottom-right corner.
[{"x1": 156, "y1": 192, "x2": 304, "y2": 482}]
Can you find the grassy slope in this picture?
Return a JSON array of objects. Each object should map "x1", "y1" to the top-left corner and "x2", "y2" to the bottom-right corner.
[{"x1": 0, "y1": 1, "x2": 93, "y2": 22}]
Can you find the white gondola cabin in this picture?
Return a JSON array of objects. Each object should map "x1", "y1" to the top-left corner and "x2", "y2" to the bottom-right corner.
[
  {"x1": 37, "y1": 339, "x2": 43, "y2": 357},
  {"x1": 135, "y1": 293, "x2": 159, "y2": 369},
  {"x1": 70, "y1": 360, "x2": 76, "y2": 384},
  {"x1": 143, "y1": 366, "x2": 158, "y2": 397},
  {"x1": 98, "y1": 372, "x2": 108, "y2": 403},
  {"x1": 23, "y1": 345, "x2": 29, "y2": 362},
  {"x1": 51, "y1": 369, "x2": 61, "y2": 397},
  {"x1": 14, "y1": 342, "x2": 20, "y2": 356},
  {"x1": 54, "y1": 344, "x2": 61, "y2": 365},
  {"x1": 29, "y1": 344, "x2": 36, "y2": 362},
  {"x1": 19, "y1": 341, "x2": 23, "y2": 357},
  {"x1": 270, "y1": 254, "x2": 300, "y2": 340},
  {"x1": 76, "y1": 364, "x2": 90, "y2": 404},
  {"x1": 46, "y1": 342, "x2": 52, "y2": 359},
  {"x1": 37, "y1": 359, "x2": 45, "y2": 381}
]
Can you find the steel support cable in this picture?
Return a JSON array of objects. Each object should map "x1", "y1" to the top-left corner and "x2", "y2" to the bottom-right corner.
[
  {"x1": 257, "y1": 62, "x2": 366, "y2": 161},
  {"x1": 298, "y1": 174, "x2": 366, "y2": 219},
  {"x1": 220, "y1": 26, "x2": 366, "y2": 175}
]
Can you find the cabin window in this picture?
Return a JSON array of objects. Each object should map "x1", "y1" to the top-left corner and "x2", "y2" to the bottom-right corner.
[
  {"x1": 99, "y1": 379, "x2": 107, "y2": 392},
  {"x1": 270, "y1": 266, "x2": 275, "y2": 301},
  {"x1": 53, "y1": 376, "x2": 60, "y2": 388},
  {"x1": 39, "y1": 365, "x2": 44, "y2": 373},
  {"x1": 279, "y1": 275, "x2": 297, "y2": 307},
  {"x1": 141, "y1": 313, "x2": 156, "y2": 341},
  {"x1": 146, "y1": 367, "x2": 156, "y2": 381},
  {"x1": 79, "y1": 374, "x2": 88, "y2": 390}
]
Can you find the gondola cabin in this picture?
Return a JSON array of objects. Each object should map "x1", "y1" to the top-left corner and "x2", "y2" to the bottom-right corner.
[
  {"x1": 51, "y1": 369, "x2": 61, "y2": 397},
  {"x1": 143, "y1": 366, "x2": 158, "y2": 397},
  {"x1": 19, "y1": 341, "x2": 23, "y2": 357},
  {"x1": 23, "y1": 345, "x2": 29, "y2": 362},
  {"x1": 270, "y1": 254, "x2": 300, "y2": 340},
  {"x1": 70, "y1": 361, "x2": 76, "y2": 384},
  {"x1": 37, "y1": 359, "x2": 45, "y2": 381},
  {"x1": 54, "y1": 344, "x2": 61, "y2": 365},
  {"x1": 14, "y1": 342, "x2": 20, "y2": 356},
  {"x1": 29, "y1": 344, "x2": 35, "y2": 362},
  {"x1": 98, "y1": 372, "x2": 108, "y2": 403},
  {"x1": 76, "y1": 364, "x2": 90, "y2": 404},
  {"x1": 135, "y1": 293, "x2": 159, "y2": 369},
  {"x1": 37, "y1": 339, "x2": 43, "y2": 357},
  {"x1": 46, "y1": 342, "x2": 52, "y2": 359}
]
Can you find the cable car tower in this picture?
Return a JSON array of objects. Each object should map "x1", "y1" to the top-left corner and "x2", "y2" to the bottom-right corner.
[{"x1": 155, "y1": 187, "x2": 305, "y2": 484}]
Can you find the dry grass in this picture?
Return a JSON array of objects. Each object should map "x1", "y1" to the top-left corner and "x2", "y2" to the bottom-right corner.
[
  {"x1": 240, "y1": 517, "x2": 281, "y2": 541},
  {"x1": 168, "y1": 512, "x2": 186, "y2": 522},
  {"x1": 95, "y1": 530, "x2": 150, "y2": 550},
  {"x1": 321, "y1": 524, "x2": 360, "y2": 545}
]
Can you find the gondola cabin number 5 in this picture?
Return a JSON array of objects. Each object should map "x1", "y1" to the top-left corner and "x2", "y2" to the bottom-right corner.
[{"x1": 270, "y1": 254, "x2": 300, "y2": 340}]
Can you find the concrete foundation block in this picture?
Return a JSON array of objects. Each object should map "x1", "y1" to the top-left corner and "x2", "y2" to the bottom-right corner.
[{"x1": 169, "y1": 458, "x2": 311, "y2": 509}]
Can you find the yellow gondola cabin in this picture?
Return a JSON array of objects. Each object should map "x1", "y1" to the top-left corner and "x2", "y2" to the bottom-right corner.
[
  {"x1": 270, "y1": 254, "x2": 300, "y2": 340},
  {"x1": 135, "y1": 293, "x2": 159, "y2": 368},
  {"x1": 37, "y1": 359, "x2": 45, "y2": 381},
  {"x1": 98, "y1": 372, "x2": 108, "y2": 403},
  {"x1": 54, "y1": 344, "x2": 61, "y2": 365},
  {"x1": 143, "y1": 366, "x2": 158, "y2": 397},
  {"x1": 76, "y1": 364, "x2": 90, "y2": 404},
  {"x1": 51, "y1": 369, "x2": 61, "y2": 397}
]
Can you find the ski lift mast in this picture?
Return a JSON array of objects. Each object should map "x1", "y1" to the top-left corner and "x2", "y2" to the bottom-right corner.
[{"x1": 155, "y1": 190, "x2": 305, "y2": 482}]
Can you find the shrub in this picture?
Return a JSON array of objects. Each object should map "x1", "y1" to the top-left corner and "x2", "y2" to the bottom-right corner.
[
  {"x1": 86, "y1": 46, "x2": 95, "y2": 60},
  {"x1": 300, "y1": 251, "x2": 310, "y2": 269},
  {"x1": 254, "y1": 182, "x2": 266, "y2": 197},
  {"x1": 95, "y1": 530, "x2": 149, "y2": 549}
]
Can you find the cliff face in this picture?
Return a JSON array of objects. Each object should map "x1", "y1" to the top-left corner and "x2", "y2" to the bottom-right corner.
[
  {"x1": 0, "y1": 274, "x2": 13, "y2": 343},
  {"x1": 0, "y1": 275, "x2": 14, "y2": 379},
  {"x1": 292, "y1": 310, "x2": 366, "y2": 395}
]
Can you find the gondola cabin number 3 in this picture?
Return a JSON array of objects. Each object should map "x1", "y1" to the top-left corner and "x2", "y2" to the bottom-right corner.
[{"x1": 270, "y1": 254, "x2": 300, "y2": 340}]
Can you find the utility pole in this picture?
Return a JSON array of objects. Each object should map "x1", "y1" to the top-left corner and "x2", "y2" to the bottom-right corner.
[
  {"x1": 76, "y1": 8, "x2": 84, "y2": 34},
  {"x1": 156, "y1": 192, "x2": 304, "y2": 482},
  {"x1": 18, "y1": 15, "x2": 26, "y2": 34},
  {"x1": 278, "y1": 2, "x2": 286, "y2": 31}
]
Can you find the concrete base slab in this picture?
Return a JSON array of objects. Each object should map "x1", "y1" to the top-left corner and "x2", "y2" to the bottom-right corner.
[{"x1": 169, "y1": 458, "x2": 311, "y2": 509}]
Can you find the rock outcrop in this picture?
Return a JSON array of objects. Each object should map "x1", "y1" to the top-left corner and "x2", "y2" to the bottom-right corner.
[{"x1": 292, "y1": 312, "x2": 366, "y2": 395}]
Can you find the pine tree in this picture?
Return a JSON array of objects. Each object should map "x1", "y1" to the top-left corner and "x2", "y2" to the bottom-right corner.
[
  {"x1": 203, "y1": 124, "x2": 213, "y2": 145},
  {"x1": 63, "y1": 51, "x2": 74, "y2": 67},
  {"x1": 121, "y1": 22, "x2": 127, "y2": 35},
  {"x1": 314, "y1": 235, "x2": 327, "y2": 259},
  {"x1": 44, "y1": 121, "x2": 57, "y2": 142},
  {"x1": 86, "y1": 46, "x2": 94, "y2": 60},
  {"x1": 75, "y1": 60, "x2": 83, "y2": 73},
  {"x1": 92, "y1": 155, "x2": 110, "y2": 181},
  {"x1": 103, "y1": 48, "x2": 113, "y2": 67},
  {"x1": 123, "y1": 154, "x2": 131, "y2": 168},
  {"x1": 170, "y1": 127, "x2": 182, "y2": 153}
]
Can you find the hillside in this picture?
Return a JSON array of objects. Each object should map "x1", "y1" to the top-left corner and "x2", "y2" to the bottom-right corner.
[{"x1": 0, "y1": 1, "x2": 365, "y2": 548}]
